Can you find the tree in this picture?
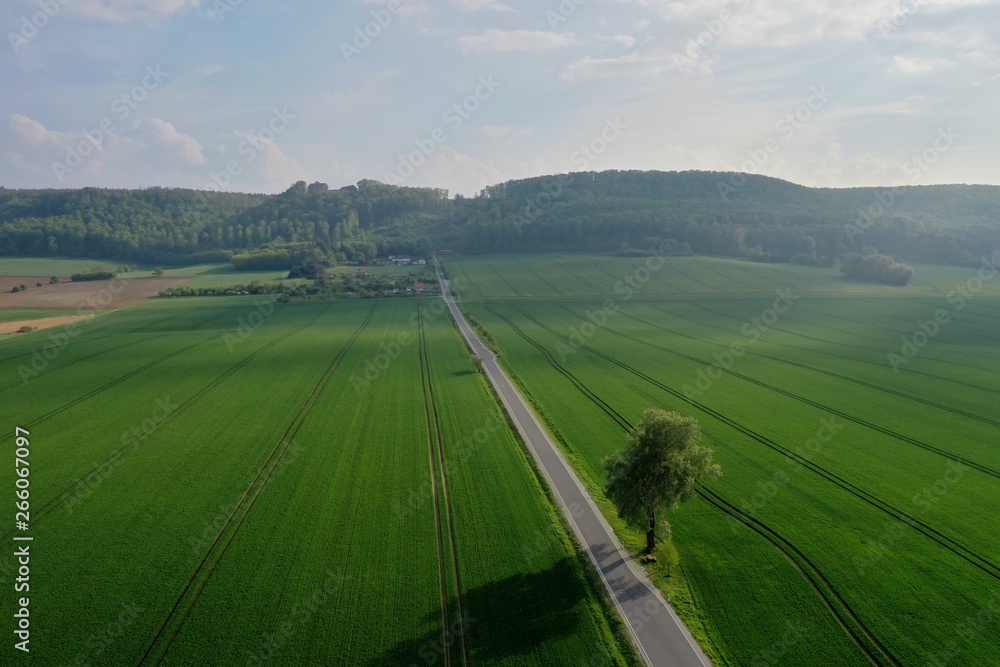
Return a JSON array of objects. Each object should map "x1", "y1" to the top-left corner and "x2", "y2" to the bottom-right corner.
[
  {"x1": 153, "y1": 267, "x2": 165, "y2": 277},
  {"x1": 605, "y1": 409, "x2": 721, "y2": 554},
  {"x1": 50, "y1": 276, "x2": 59, "y2": 284}
]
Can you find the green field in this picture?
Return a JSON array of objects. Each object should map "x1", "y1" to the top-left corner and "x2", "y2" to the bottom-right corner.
[
  {"x1": 0, "y1": 298, "x2": 633, "y2": 665},
  {"x1": 0, "y1": 257, "x2": 122, "y2": 276},
  {"x1": 449, "y1": 254, "x2": 1000, "y2": 666}
]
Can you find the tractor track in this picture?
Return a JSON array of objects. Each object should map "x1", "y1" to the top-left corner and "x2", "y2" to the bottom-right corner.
[
  {"x1": 137, "y1": 304, "x2": 377, "y2": 666},
  {"x1": 513, "y1": 304, "x2": 1000, "y2": 582},
  {"x1": 0, "y1": 305, "x2": 332, "y2": 542},
  {"x1": 481, "y1": 302, "x2": 900, "y2": 667},
  {"x1": 417, "y1": 311, "x2": 469, "y2": 667}
]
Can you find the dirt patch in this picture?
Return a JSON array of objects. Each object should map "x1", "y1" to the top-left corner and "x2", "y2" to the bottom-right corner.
[
  {"x1": 0, "y1": 277, "x2": 189, "y2": 310},
  {"x1": 0, "y1": 314, "x2": 96, "y2": 336},
  {"x1": 0, "y1": 276, "x2": 60, "y2": 293}
]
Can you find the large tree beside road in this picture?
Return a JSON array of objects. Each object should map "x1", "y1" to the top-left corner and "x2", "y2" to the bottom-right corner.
[{"x1": 605, "y1": 409, "x2": 721, "y2": 554}]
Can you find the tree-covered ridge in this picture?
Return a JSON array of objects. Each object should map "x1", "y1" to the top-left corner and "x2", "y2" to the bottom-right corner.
[
  {"x1": 463, "y1": 170, "x2": 1000, "y2": 264},
  {"x1": 1, "y1": 171, "x2": 998, "y2": 267},
  {"x1": 0, "y1": 180, "x2": 445, "y2": 264}
]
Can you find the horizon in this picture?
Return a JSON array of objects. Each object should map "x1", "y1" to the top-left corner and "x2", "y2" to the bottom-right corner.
[
  {"x1": 3, "y1": 1, "x2": 998, "y2": 196},
  {"x1": 1, "y1": 167, "x2": 998, "y2": 197}
]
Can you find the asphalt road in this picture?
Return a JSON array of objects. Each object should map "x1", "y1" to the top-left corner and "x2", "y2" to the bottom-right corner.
[{"x1": 435, "y1": 261, "x2": 712, "y2": 667}]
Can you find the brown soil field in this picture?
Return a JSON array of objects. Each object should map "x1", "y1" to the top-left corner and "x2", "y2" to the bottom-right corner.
[
  {"x1": 0, "y1": 277, "x2": 188, "y2": 310},
  {"x1": 0, "y1": 314, "x2": 96, "y2": 336}
]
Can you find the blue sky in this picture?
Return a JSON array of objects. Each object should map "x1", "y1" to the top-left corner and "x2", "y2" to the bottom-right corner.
[{"x1": 2, "y1": 0, "x2": 998, "y2": 195}]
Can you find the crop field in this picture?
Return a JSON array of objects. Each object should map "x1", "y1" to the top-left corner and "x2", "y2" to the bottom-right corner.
[
  {"x1": 451, "y1": 254, "x2": 1000, "y2": 666},
  {"x1": 0, "y1": 297, "x2": 630, "y2": 665}
]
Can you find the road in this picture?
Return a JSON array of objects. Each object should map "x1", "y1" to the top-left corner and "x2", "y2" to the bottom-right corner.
[{"x1": 435, "y1": 261, "x2": 712, "y2": 667}]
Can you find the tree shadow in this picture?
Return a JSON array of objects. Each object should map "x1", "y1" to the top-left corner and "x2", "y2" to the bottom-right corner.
[{"x1": 367, "y1": 557, "x2": 590, "y2": 666}]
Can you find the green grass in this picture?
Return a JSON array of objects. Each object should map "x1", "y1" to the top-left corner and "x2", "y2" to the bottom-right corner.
[
  {"x1": 450, "y1": 253, "x2": 1000, "y2": 667},
  {"x1": 0, "y1": 298, "x2": 632, "y2": 665},
  {"x1": 0, "y1": 310, "x2": 77, "y2": 323},
  {"x1": 0, "y1": 257, "x2": 127, "y2": 276}
]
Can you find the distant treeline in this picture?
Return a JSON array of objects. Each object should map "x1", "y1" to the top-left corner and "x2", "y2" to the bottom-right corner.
[
  {"x1": 841, "y1": 254, "x2": 914, "y2": 286},
  {"x1": 2, "y1": 171, "x2": 999, "y2": 269}
]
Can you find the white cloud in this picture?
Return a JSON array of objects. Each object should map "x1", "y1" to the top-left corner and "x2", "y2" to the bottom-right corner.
[
  {"x1": 560, "y1": 52, "x2": 675, "y2": 81},
  {"x1": 66, "y1": 0, "x2": 202, "y2": 24},
  {"x1": 134, "y1": 118, "x2": 206, "y2": 165},
  {"x1": 456, "y1": 30, "x2": 580, "y2": 54},
  {"x1": 449, "y1": 0, "x2": 514, "y2": 12},
  {"x1": 892, "y1": 55, "x2": 954, "y2": 75},
  {"x1": 595, "y1": 34, "x2": 637, "y2": 48}
]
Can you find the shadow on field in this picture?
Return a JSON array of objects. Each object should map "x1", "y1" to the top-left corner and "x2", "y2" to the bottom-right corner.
[{"x1": 366, "y1": 558, "x2": 589, "y2": 666}]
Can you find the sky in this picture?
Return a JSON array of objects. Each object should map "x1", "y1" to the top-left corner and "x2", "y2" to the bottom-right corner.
[{"x1": 1, "y1": 0, "x2": 998, "y2": 196}]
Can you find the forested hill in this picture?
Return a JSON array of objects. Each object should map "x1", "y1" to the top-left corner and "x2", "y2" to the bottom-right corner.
[
  {"x1": 463, "y1": 171, "x2": 1000, "y2": 265},
  {"x1": 1, "y1": 171, "x2": 998, "y2": 266}
]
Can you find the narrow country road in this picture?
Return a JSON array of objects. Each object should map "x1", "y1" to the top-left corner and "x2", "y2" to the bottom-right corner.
[{"x1": 435, "y1": 261, "x2": 712, "y2": 667}]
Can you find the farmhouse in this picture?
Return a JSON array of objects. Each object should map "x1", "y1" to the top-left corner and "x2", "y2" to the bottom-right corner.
[
  {"x1": 388, "y1": 255, "x2": 428, "y2": 266},
  {"x1": 413, "y1": 282, "x2": 426, "y2": 293}
]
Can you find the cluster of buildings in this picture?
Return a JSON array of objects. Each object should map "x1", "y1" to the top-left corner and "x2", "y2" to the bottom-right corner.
[{"x1": 388, "y1": 255, "x2": 427, "y2": 266}]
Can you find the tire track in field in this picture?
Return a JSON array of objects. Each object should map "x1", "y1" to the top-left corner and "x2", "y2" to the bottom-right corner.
[
  {"x1": 0, "y1": 305, "x2": 332, "y2": 541},
  {"x1": 0, "y1": 308, "x2": 230, "y2": 394},
  {"x1": 481, "y1": 303, "x2": 899, "y2": 667},
  {"x1": 518, "y1": 305, "x2": 1000, "y2": 582},
  {"x1": 650, "y1": 301, "x2": 1000, "y2": 397},
  {"x1": 593, "y1": 308, "x2": 1000, "y2": 479},
  {"x1": 790, "y1": 299, "x2": 1000, "y2": 350},
  {"x1": 484, "y1": 260, "x2": 523, "y2": 297},
  {"x1": 693, "y1": 487, "x2": 902, "y2": 667},
  {"x1": 691, "y1": 299, "x2": 995, "y2": 378},
  {"x1": 0, "y1": 337, "x2": 214, "y2": 442},
  {"x1": 516, "y1": 260, "x2": 561, "y2": 296},
  {"x1": 138, "y1": 304, "x2": 378, "y2": 666},
  {"x1": 0, "y1": 331, "x2": 174, "y2": 393},
  {"x1": 617, "y1": 309, "x2": 1000, "y2": 429},
  {"x1": 418, "y1": 311, "x2": 469, "y2": 667},
  {"x1": 0, "y1": 307, "x2": 189, "y2": 363}
]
